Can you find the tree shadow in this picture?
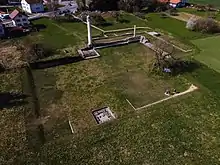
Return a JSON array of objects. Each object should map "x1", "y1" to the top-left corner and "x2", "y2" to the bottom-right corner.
[
  {"x1": 33, "y1": 24, "x2": 47, "y2": 31},
  {"x1": 100, "y1": 22, "x2": 113, "y2": 27},
  {"x1": 118, "y1": 19, "x2": 130, "y2": 23},
  {"x1": 30, "y1": 56, "x2": 84, "y2": 69},
  {"x1": 0, "y1": 92, "x2": 28, "y2": 109},
  {"x1": 170, "y1": 60, "x2": 200, "y2": 76}
]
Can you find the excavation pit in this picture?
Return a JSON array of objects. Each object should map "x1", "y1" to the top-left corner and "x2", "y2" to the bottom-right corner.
[
  {"x1": 78, "y1": 48, "x2": 100, "y2": 59},
  {"x1": 92, "y1": 107, "x2": 115, "y2": 125}
]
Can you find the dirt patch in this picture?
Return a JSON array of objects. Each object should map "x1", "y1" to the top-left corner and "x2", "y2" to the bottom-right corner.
[{"x1": 0, "y1": 45, "x2": 24, "y2": 69}]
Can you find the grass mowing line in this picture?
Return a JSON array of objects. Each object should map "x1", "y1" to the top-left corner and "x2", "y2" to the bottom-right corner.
[
  {"x1": 126, "y1": 84, "x2": 198, "y2": 111},
  {"x1": 51, "y1": 22, "x2": 83, "y2": 40}
]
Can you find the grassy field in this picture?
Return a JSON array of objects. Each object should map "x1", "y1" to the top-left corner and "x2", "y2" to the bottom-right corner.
[
  {"x1": 24, "y1": 63, "x2": 220, "y2": 165},
  {"x1": 0, "y1": 71, "x2": 28, "y2": 164},
  {"x1": 30, "y1": 43, "x2": 188, "y2": 135},
  {"x1": 189, "y1": 0, "x2": 220, "y2": 7},
  {"x1": 178, "y1": 8, "x2": 220, "y2": 21},
  {"x1": 31, "y1": 18, "x2": 101, "y2": 49},
  {"x1": 2, "y1": 14, "x2": 220, "y2": 165},
  {"x1": 146, "y1": 13, "x2": 209, "y2": 40},
  {"x1": 193, "y1": 36, "x2": 220, "y2": 73}
]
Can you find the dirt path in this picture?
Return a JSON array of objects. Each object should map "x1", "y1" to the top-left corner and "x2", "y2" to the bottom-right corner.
[{"x1": 127, "y1": 84, "x2": 198, "y2": 111}]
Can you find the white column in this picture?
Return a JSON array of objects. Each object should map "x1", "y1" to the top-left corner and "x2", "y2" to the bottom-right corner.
[
  {"x1": 133, "y1": 25, "x2": 136, "y2": 37},
  {"x1": 87, "y1": 15, "x2": 92, "y2": 47}
]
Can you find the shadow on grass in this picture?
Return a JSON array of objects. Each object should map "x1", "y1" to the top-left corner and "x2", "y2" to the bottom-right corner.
[
  {"x1": 30, "y1": 56, "x2": 84, "y2": 69},
  {"x1": 0, "y1": 92, "x2": 28, "y2": 109},
  {"x1": 100, "y1": 22, "x2": 113, "y2": 27},
  {"x1": 33, "y1": 24, "x2": 47, "y2": 31},
  {"x1": 168, "y1": 61, "x2": 201, "y2": 76}
]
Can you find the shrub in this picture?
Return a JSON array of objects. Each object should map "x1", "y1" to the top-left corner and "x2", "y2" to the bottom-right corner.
[
  {"x1": 90, "y1": 13, "x2": 106, "y2": 26},
  {"x1": 186, "y1": 17, "x2": 220, "y2": 33}
]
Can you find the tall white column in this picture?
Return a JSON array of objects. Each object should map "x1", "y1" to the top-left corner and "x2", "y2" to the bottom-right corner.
[
  {"x1": 133, "y1": 25, "x2": 136, "y2": 37},
  {"x1": 87, "y1": 15, "x2": 92, "y2": 47}
]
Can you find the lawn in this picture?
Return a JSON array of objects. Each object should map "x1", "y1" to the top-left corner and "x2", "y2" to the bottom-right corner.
[
  {"x1": 146, "y1": 13, "x2": 209, "y2": 40},
  {"x1": 30, "y1": 18, "x2": 101, "y2": 49},
  {"x1": 99, "y1": 12, "x2": 208, "y2": 43},
  {"x1": 189, "y1": 0, "x2": 220, "y2": 7},
  {"x1": 2, "y1": 13, "x2": 220, "y2": 165},
  {"x1": 100, "y1": 12, "x2": 148, "y2": 30},
  {"x1": 24, "y1": 62, "x2": 220, "y2": 165},
  {"x1": 178, "y1": 8, "x2": 220, "y2": 21},
  {"x1": 29, "y1": 43, "x2": 188, "y2": 136},
  {"x1": 192, "y1": 36, "x2": 220, "y2": 73},
  {"x1": 0, "y1": 71, "x2": 28, "y2": 165}
]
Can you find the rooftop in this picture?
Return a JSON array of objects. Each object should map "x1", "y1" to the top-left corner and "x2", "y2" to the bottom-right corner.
[{"x1": 24, "y1": 0, "x2": 43, "y2": 4}]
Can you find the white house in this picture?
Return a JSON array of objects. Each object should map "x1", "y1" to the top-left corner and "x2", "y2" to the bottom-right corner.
[
  {"x1": 21, "y1": 0, "x2": 44, "y2": 14},
  {"x1": 9, "y1": 9, "x2": 30, "y2": 27},
  {"x1": 0, "y1": 23, "x2": 5, "y2": 37},
  {"x1": 2, "y1": 20, "x2": 16, "y2": 27}
]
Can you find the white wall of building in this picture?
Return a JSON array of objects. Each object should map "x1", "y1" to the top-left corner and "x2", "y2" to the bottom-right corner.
[
  {"x1": 2, "y1": 20, "x2": 16, "y2": 27},
  {"x1": 21, "y1": 0, "x2": 32, "y2": 13},
  {"x1": 14, "y1": 14, "x2": 30, "y2": 27},
  {"x1": 21, "y1": 0, "x2": 44, "y2": 13}
]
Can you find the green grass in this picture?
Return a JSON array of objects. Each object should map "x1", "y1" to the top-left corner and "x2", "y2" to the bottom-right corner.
[
  {"x1": 24, "y1": 63, "x2": 220, "y2": 165},
  {"x1": 20, "y1": 43, "x2": 220, "y2": 165},
  {"x1": 146, "y1": 13, "x2": 209, "y2": 40},
  {"x1": 178, "y1": 8, "x2": 220, "y2": 21},
  {"x1": 0, "y1": 71, "x2": 28, "y2": 165},
  {"x1": 189, "y1": 0, "x2": 220, "y2": 7},
  {"x1": 99, "y1": 12, "x2": 208, "y2": 43},
  {"x1": 31, "y1": 18, "x2": 101, "y2": 49},
  {"x1": 100, "y1": 13, "x2": 148, "y2": 30},
  {"x1": 2, "y1": 12, "x2": 220, "y2": 165},
  {"x1": 192, "y1": 36, "x2": 220, "y2": 73}
]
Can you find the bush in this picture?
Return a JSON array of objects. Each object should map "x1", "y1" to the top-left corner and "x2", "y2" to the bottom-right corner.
[
  {"x1": 79, "y1": 11, "x2": 106, "y2": 26},
  {"x1": 186, "y1": 17, "x2": 220, "y2": 33},
  {"x1": 23, "y1": 43, "x2": 55, "y2": 62},
  {"x1": 90, "y1": 13, "x2": 106, "y2": 26}
]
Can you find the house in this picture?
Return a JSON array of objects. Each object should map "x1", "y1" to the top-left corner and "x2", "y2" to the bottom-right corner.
[
  {"x1": 21, "y1": 0, "x2": 44, "y2": 14},
  {"x1": 9, "y1": 9, "x2": 30, "y2": 27},
  {"x1": 2, "y1": 20, "x2": 16, "y2": 28},
  {"x1": 0, "y1": 22, "x2": 5, "y2": 37},
  {"x1": 159, "y1": 0, "x2": 188, "y2": 8}
]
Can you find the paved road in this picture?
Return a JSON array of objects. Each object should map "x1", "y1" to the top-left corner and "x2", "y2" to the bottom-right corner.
[{"x1": 28, "y1": 1, "x2": 78, "y2": 20}]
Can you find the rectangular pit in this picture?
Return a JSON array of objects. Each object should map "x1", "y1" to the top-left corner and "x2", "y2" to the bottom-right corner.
[{"x1": 92, "y1": 107, "x2": 115, "y2": 125}]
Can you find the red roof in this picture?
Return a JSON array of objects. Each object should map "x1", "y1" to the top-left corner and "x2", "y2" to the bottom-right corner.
[
  {"x1": 159, "y1": 0, "x2": 181, "y2": 4},
  {"x1": 170, "y1": 0, "x2": 181, "y2": 3},
  {"x1": 9, "y1": 9, "x2": 19, "y2": 19},
  {"x1": 25, "y1": 0, "x2": 42, "y2": 4}
]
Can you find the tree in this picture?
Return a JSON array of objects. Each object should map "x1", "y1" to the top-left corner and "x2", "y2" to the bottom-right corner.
[
  {"x1": 186, "y1": 17, "x2": 220, "y2": 33},
  {"x1": 46, "y1": 0, "x2": 59, "y2": 18},
  {"x1": 88, "y1": 0, "x2": 119, "y2": 11},
  {"x1": 76, "y1": 0, "x2": 87, "y2": 10},
  {"x1": 151, "y1": 40, "x2": 175, "y2": 72}
]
